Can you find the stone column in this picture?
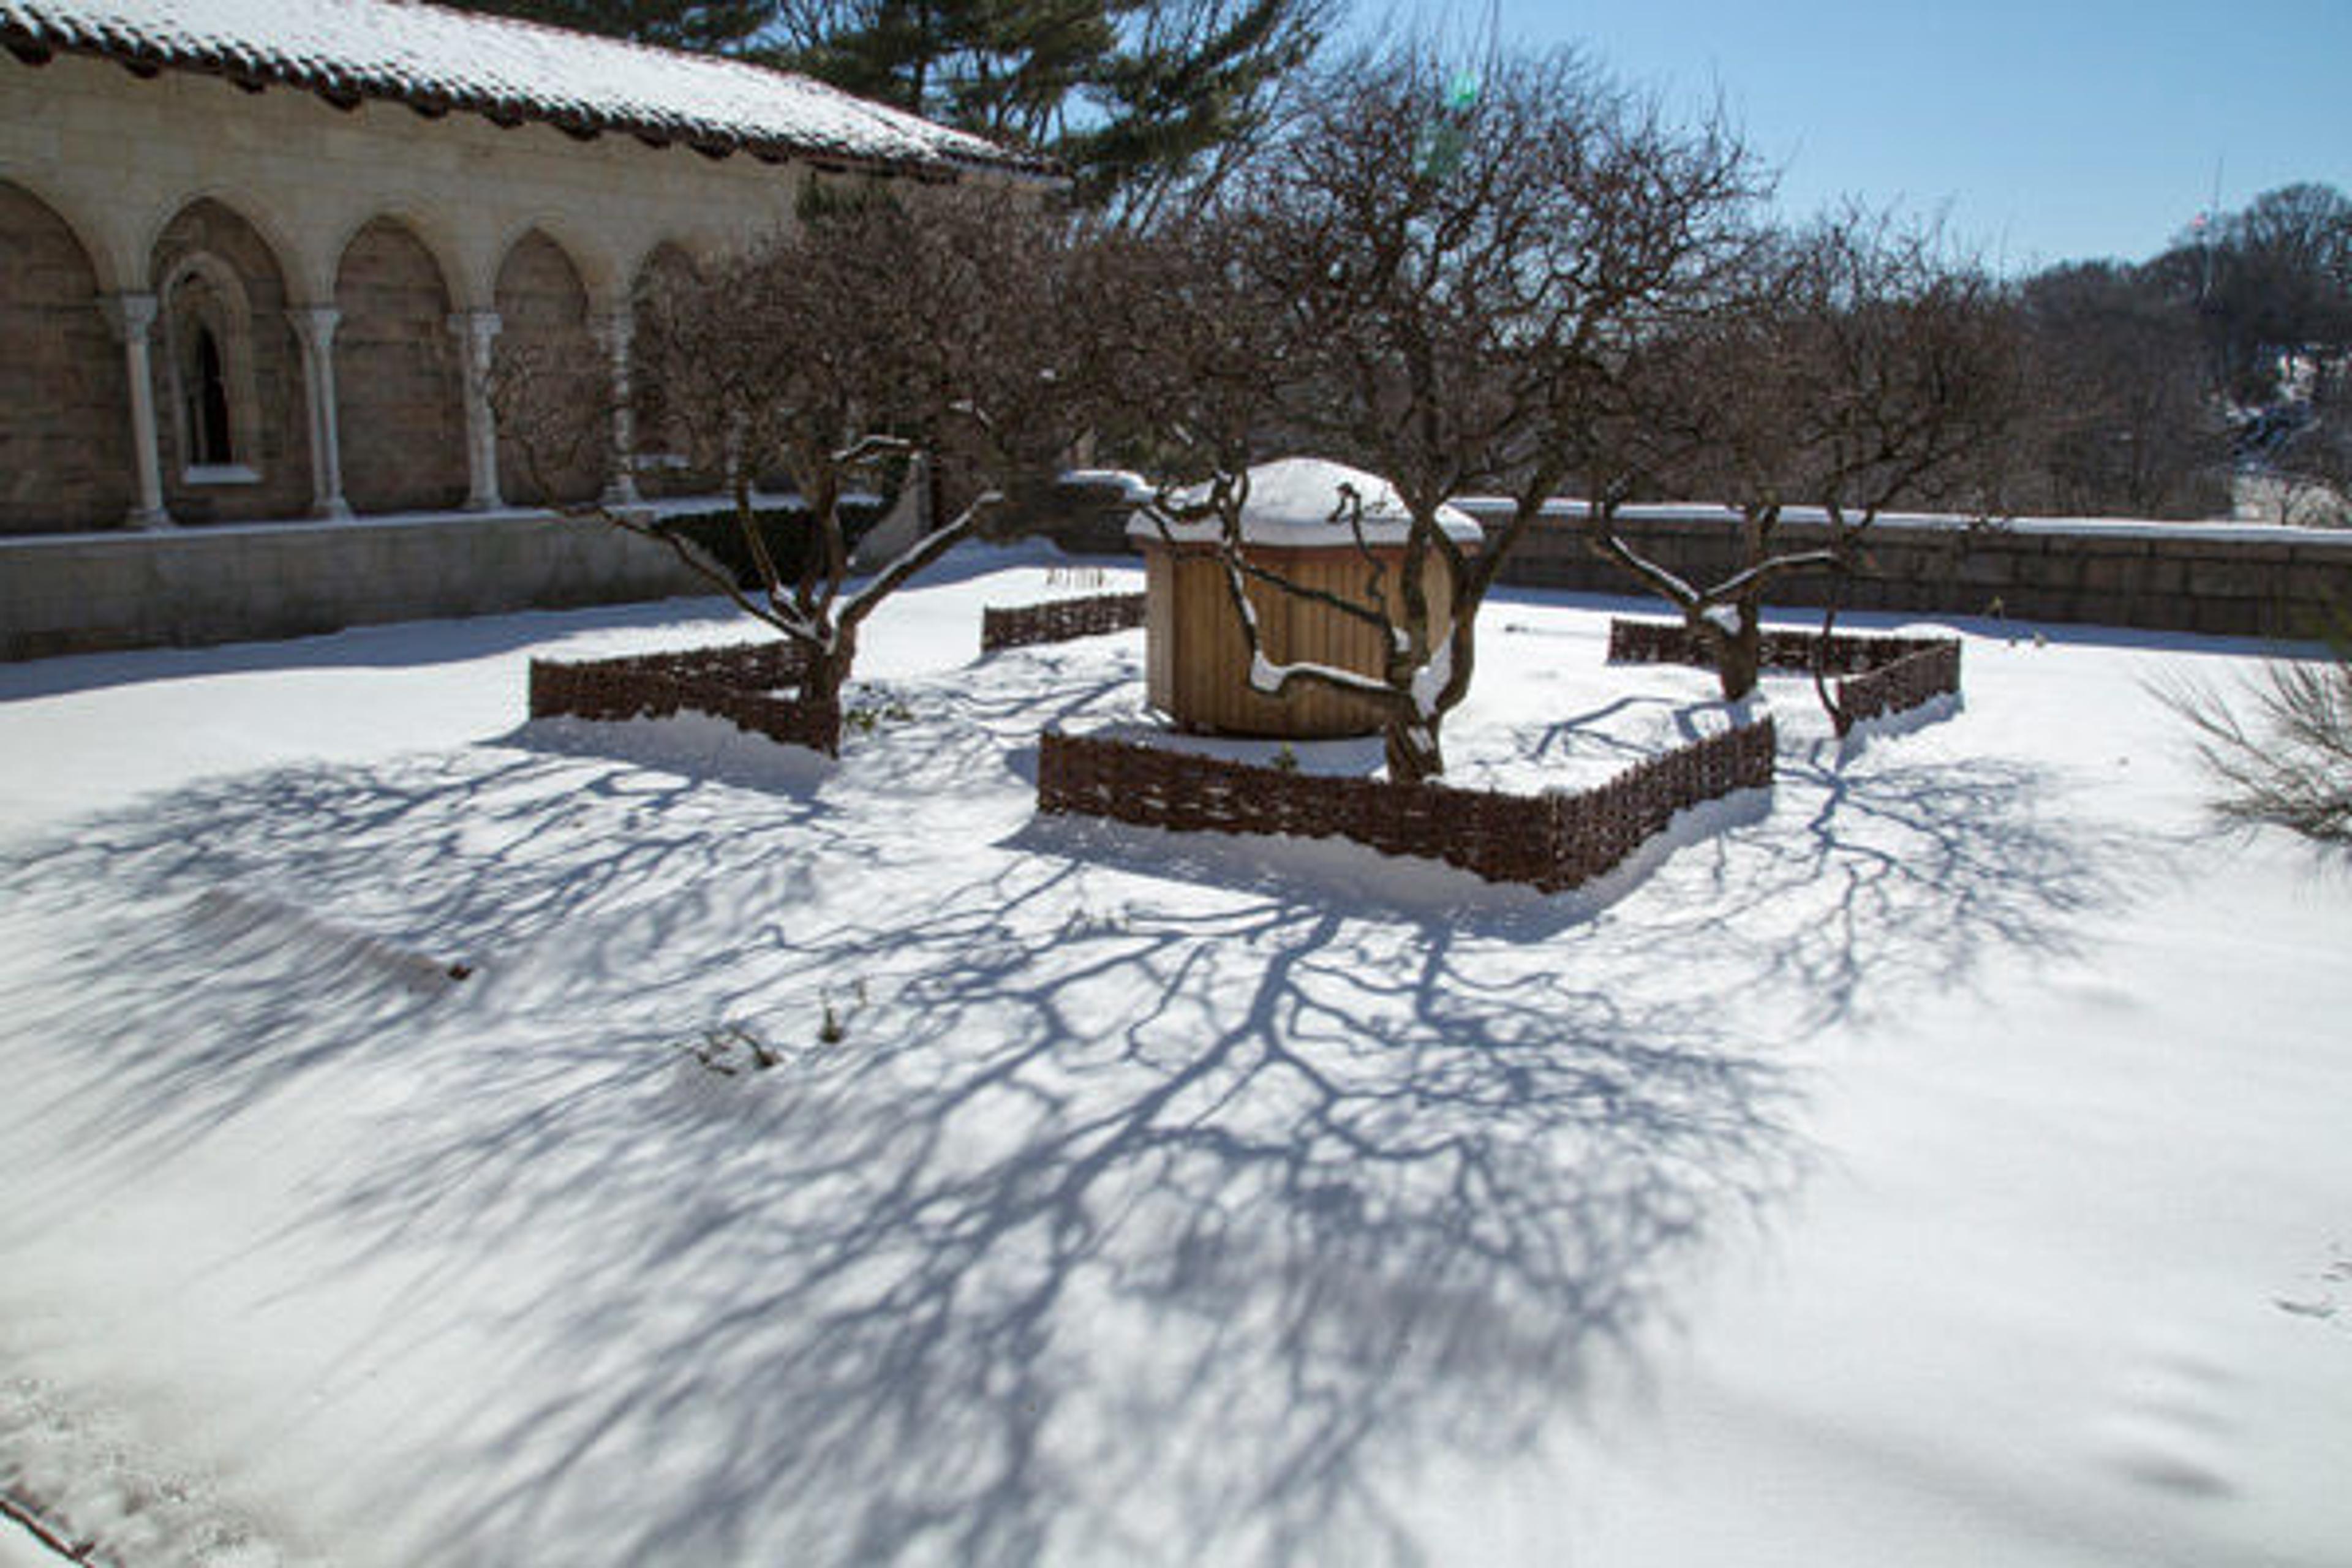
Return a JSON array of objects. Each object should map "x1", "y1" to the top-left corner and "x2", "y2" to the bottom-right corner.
[
  {"x1": 594, "y1": 307, "x2": 641, "y2": 508},
  {"x1": 288, "y1": 306, "x2": 352, "y2": 519},
  {"x1": 447, "y1": 309, "x2": 503, "y2": 511},
  {"x1": 100, "y1": 292, "x2": 172, "y2": 529}
]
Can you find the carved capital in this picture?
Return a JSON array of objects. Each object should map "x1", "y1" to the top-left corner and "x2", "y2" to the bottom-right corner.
[
  {"x1": 100, "y1": 291, "x2": 159, "y2": 344},
  {"x1": 287, "y1": 304, "x2": 342, "y2": 353}
]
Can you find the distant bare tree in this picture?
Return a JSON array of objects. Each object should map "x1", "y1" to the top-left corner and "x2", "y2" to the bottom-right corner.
[
  {"x1": 2199, "y1": 181, "x2": 2352, "y2": 401},
  {"x1": 1581, "y1": 213, "x2": 2023, "y2": 701},
  {"x1": 2273, "y1": 394, "x2": 2352, "y2": 527},
  {"x1": 503, "y1": 187, "x2": 1086, "y2": 710},
  {"x1": 2008, "y1": 258, "x2": 2230, "y2": 519},
  {"x1": 1130, "y1": 41, "x2": 1758, "y2": 782}
]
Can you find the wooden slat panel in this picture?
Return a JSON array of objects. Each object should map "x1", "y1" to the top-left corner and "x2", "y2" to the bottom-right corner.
[{"x1": 1142, "y1": 541, "x2": 1462, "y2": 739}]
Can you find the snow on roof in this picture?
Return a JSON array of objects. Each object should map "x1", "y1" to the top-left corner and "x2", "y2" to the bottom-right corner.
[
  {"x1": 0, "y1": 0, "x2": 1057, "y2": 179},
  {"x1": 1129, "y1": 458, "x2": 1485, "y2": 549}
]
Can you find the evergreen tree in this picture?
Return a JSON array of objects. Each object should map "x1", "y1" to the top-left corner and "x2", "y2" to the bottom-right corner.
[
  {"x1": 1065, "y1": 0, "x2": 1326, "y2": 216},
  {"x1": 766, "y1": 0, "x2": 1332, "y2": 215}
]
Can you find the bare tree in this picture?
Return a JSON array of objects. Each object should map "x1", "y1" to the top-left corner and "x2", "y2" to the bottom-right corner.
[
  {"x1": 2272, "y1": 394, "x2": 2352, "y2": 527},
  {"x1": 1121, "y1": 42, "x2": 1758, "y2": 783},
  {"x1": 2200, "y1": 181, "x2": 2352, "y2": 401},
  {"x1": 1580, "y1": 213, "x2": 2023, "y2": 701},
  {"x1": 2008, "y1": 258, "x2": 2231, "y2": 521},
  {"x1": 505, "y1": 187, "x2": 1086, "y2": 712}
]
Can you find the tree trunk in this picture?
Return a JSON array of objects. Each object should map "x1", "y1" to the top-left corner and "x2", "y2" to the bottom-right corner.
[
  {"x1": 802, "y1": 646, "x2": 851, "y2": 709},
  {"x1": 799, "y1": 624, "x2": 856, "y2": 755},
  {"x1": 1383, "y1": 717, "x2": 1445, "y2": 786},
  {"x1": 1698, "y1": 600, "x2": 1763, "y2": 701}
]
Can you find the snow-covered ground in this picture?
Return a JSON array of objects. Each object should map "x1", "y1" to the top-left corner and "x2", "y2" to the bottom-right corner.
[{"x1": 1, "y1": 543, "x2": 2346, "y2": 1567}]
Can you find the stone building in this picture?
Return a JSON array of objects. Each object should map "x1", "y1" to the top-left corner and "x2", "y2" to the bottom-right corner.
[{"x1": 0, "y1": 0, "x2": 1048, "y2": 537}]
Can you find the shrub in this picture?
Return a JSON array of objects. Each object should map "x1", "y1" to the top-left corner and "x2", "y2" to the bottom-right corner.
[
  {"x1": 2169, "y1": 616, "x2": 2352, "y2": 847},
  {"x1": 654, "y1": 498, "x2": 888, "y2": 590}
]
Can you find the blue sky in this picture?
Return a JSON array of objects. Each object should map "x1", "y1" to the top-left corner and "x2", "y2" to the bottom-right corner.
[{"x1": 1452, "y1": 1, "x2": 2352, "y2": 271}]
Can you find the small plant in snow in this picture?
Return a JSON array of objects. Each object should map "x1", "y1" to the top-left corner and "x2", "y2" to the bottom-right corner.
[
  {"x1": 843, "y1": 698, "x2": 916, "y2": 736},
  {"x1": 818, "y1": 979, "x2": 871, "y2": 1046},
  {"x1": 687, "y1": 1023, "x2": 783, "y2": 1076},
  {"x1": 1269, "y1": 743, "x2": 1300, "y2": 773}
]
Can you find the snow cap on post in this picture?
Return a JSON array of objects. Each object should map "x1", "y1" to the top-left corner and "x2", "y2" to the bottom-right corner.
[{"x1": 1130, "y1": 458, "x2": 1484, "y2": 547}]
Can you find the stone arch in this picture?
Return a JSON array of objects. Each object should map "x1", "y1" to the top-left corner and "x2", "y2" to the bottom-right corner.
[
  {"x1": 492, "y1": 213, "x2": 619, "y2": 309},
  {"x1": 323, "y1": 202, "x2": 469, "y2": 314},
  {"x1": 0, "y1": 178, "x2": 132, "y2": 533},
  {"x1": 149, "y1": 197, "x2": 309, "y2": 522},
  {"x1": 157, "y1": 251, "x2": 263, "y2": 472},
  {"x1": 335, "y1": 216, "x2": 467, "y2": 513},
  {"x1": 627, "y1": 239, "x2": 718, "y2": 499},
  {"x1": 494, "y1": 227, "x2": 605, "y2": 505},
  {"x1": 135, "y1": 184, "x2": 311, "y2": 307}
]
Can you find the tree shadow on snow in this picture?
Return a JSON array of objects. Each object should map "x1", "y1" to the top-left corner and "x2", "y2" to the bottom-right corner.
[
  {"x1": 0, "y1": 638, "x2": 2145, "y2": 1566},
  {"x1": 312, "y1": 858, "x2": 1810, "y2": 1567}
]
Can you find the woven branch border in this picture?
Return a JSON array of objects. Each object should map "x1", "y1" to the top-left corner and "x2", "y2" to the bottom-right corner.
[
  {"x1": 527, "y1": 639, "x2": 843, "y2": 756},
  {"x1": 1038, "y1": 720, "x2": 1776, "y2": 893},
  {"x1": 981, "y1": 592, "x2": 1148, "y2": 653},
  {"x1": 1833, "y1": 643, "x2": 1962, "y2": 734},
  {"x1": 1607, "y1": 618, "x2": 1961, "y2": 733},
  {"x1": 1607, "y1": 617, "x2": 1957, "y2": 676}
]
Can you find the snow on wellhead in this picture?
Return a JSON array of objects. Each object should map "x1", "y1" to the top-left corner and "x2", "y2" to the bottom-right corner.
[
  {"x1": 1136, "y1": 458, "x2": 1485, "y2": 547},
  {"x1": 1, "y1": 546, "x2": 2348, "y2": 1567}
]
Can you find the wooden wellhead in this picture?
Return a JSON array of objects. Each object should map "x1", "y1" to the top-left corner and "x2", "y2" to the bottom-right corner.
[{"x1": 1129, "y1": 458, "x2": 1484, "y2": 739}]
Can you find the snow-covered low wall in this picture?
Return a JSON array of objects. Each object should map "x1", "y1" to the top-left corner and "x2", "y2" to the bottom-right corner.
[
  {"x1": 1460, "y1": 502, "x2": 2352, "y2": 639},
  {"x1": 1030, "y1": 488, "x2": 2352, "y2": 639},
  {"x1": 0, "y1": 509, "x2": 709, "y2": 661}
]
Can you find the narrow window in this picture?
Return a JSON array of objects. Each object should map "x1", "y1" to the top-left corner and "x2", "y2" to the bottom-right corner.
[{"x1": 190, "y1": 325, "x2": 234, "y2": 465}]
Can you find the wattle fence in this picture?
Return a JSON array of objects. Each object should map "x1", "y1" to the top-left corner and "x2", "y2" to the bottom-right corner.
[
  {"x1": 981, "y1": 591, "x2": 1149, "y2": 653},
  {"x1": 1833, "y1": 643, "x2": 1963, "y2": 732},
  {"x1": 1605, "y1": 618, "x2": 1962, "y2": 735},
  {"x1": 527, "y1": 638, "x2": 842, "y2": 755},
  {"x1": 1037, "y1": 719, "x2": 1776, "y2": 893},
  {"x1": 1606, "y1": 618, "x2": 1956, "y2": 675}
]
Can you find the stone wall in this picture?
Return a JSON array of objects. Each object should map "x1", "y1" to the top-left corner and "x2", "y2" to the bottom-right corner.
[
  {"x1": 336, "y1": 216, "x2": 468, "y2": 514},
  {"x1": 1460, "y1": 504, "x2": 2352, "y2": 639},
  {"x1": 0, "y1": 51, "x2": 833, "y2": 533},
  {"x1": 1024, "y1": 489, "x2": 2352, "y2": 638},
  {"x1": 494, "y1": 230, "x2": 605, "y2": 507},
  {"x1": 0, "y1": 177, "x2": 130, "y2": 531},
  {"x1": 0, "y1": 510, "x2": 709, "y2": 660}
]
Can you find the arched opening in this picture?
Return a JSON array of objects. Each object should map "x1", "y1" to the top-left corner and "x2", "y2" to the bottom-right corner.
[
  {"x1": 334, "y1": 216, "x2": 466, "y2": 513},
  {"x1": 0, "y1": 179, "x2": 132, "y2": 533},
  {"x1": 493, "y1": 228, "x2": 603, "y2": 505},
  {"x1": 149, "y1": 198, "x2": 306, "y2": 522},
  {"x1": 160, "y1": 259, "x2": 257, "y2": 476},
  {"x1": 628, "y1": 241, "x2": 718, "y2": 499}
]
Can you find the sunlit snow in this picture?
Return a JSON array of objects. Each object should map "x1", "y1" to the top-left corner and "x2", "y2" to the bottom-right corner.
[{"x1": 1, "y1": 544, "x2": 2347, "y2": 1567}]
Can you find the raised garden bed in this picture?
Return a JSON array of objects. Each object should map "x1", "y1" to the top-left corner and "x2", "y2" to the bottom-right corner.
[
  {"x1": 1606, "y1": 618, "x2": 1962, "y2": 734},
  {"x1": 981, "y1": 592, "x2": 1148, "y2": 653},
  {"x1": 1036, "y1": 719, "x2": 1776, "y2": 893},
  {"x1": 527, "y1": 639, "x2": 843, "y2": 755}
]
